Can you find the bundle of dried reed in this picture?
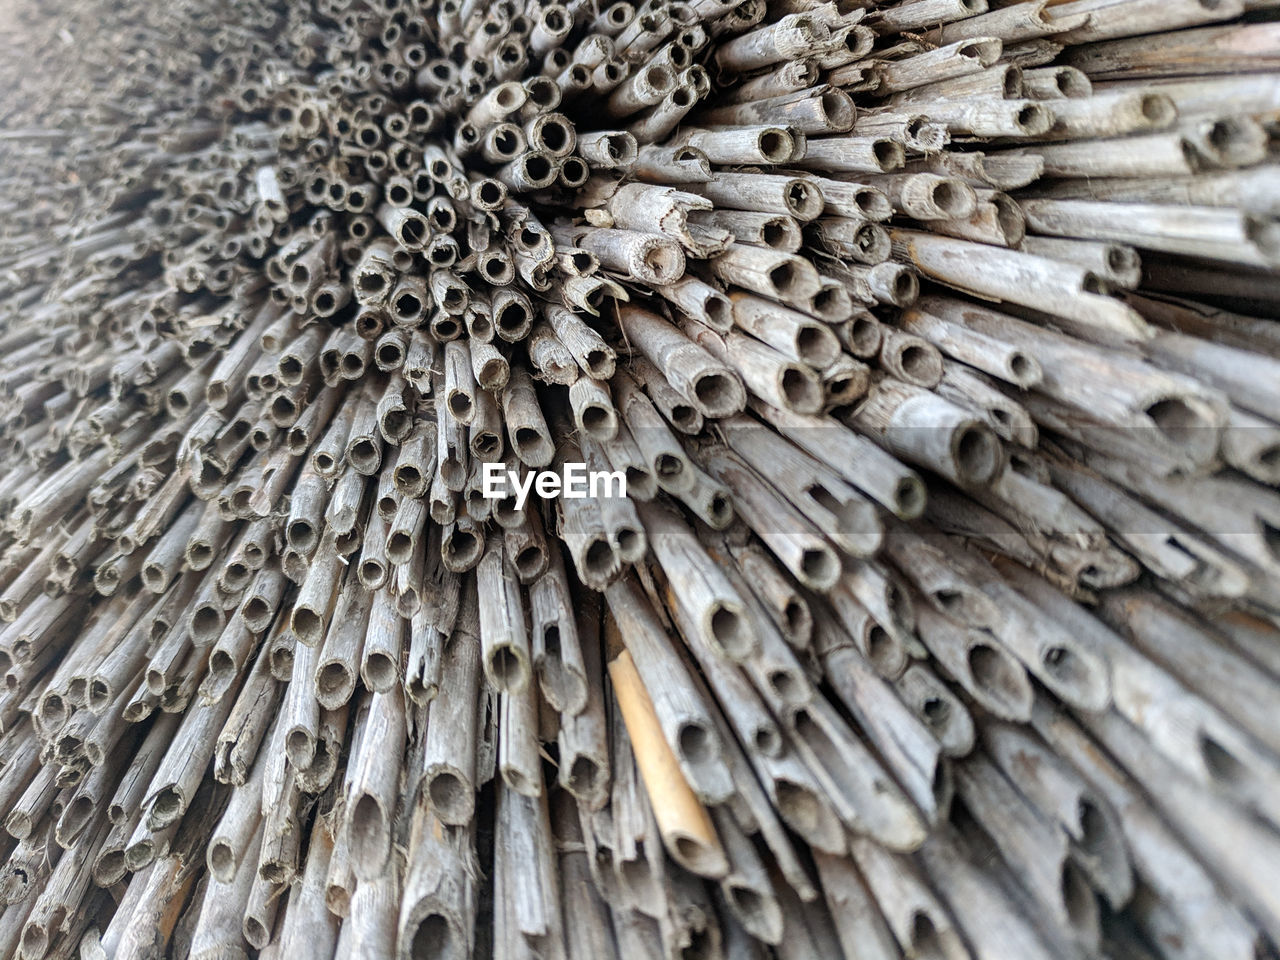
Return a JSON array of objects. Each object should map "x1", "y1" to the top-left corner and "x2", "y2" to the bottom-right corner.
[{"x1": 0, "y1": 0, "x2": 1278, "y2": 956}]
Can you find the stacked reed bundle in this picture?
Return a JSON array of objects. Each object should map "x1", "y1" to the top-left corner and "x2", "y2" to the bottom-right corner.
[{"x1": 0, "y1": 0, "x2": 1278, "y2": 956}]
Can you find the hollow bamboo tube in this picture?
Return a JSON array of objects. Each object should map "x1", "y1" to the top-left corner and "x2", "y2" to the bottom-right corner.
[{"x1": 607, "y1": 645, "x2": 728, "y2": 879}]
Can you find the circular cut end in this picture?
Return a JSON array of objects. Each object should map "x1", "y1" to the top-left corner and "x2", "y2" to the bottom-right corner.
[
  {"x1": 890, "y1": 269, "x2": 919, "y2": 305},
  {"x1": 514, "y1": 426, "x2": 550, "y2": 463},
  {"x1": 761, "y1": 216, "x2": 798, "y2": 250},
  {"x1": 859, "y1": 616, "x2": 891, "y2": 659},
  {"x1": 855, "y1": 218, "x2": 893, "y2": 262},
  {"x1": 317, "y1": 661, "x2": 353, "y2": 700},
  {"x1": 897, "y1": 343, "x2": 941, "y2": 385},
  {"x1": 411, "y1": 915, "x2": 456, "y2": 960},
  {"x1": 911, "y1": 912, "x2": 943, "y2": 955},
  {"x1": 655, "y1": 453, "x2": 683, "y2": 481},
  {"x1": 820, "y1": 90, "x2": 856, "y2": 131},
  {"x1": 208, "y1": 841, "x2": 235, "y2": 881},
  {"x1": 584, "y1": 538, "x2": 614, "y2": 579},
  {"x1": 989, "y1": 193, "x2": 1025, "y2": 246},
  {"x1": 1041, "y1": 644, "x2": 1096, "y2": 700},
  {"x1": 768, "y1": 261, "x2": 800, "y2": 296},
  {"x1": 758, "y1": 129, "x2": 792, "y2": 163},
  {"x1": 1015, "y1": 103, "x2": 1051, "y2": 135},
  {"x1": 1140, "y1": 93, "x2": 1176, "y2": 127},
  {"x1": 706, "y1": 492, "x2": 732, "y2": 528},
  {"x1": 780, "y1": 602, "x2": 810, "y2": 646},
  {"x1": 520, "y1": 153, "x2": 555, "y2": 188},
  {"x1": 930, "y1": 180, "x2": 972, "y2": 219},
  {"x1": 961, "y1": 38, "x2": 1001, "y2": 65},
  {"x1": 443, "y1": 529, "x2": 480, "y2": 567},
  {"x1": 286, "y1": 727, "x2": 315, "y2": 769},
  {"x1": 780, "y1": 366, "x2": 822, "y2": 414},
  {"x1": 729, "y1": 883, "x2": 764, "y2": 922},
  {"x1": 874, "y1": 139, "x2": 904, "y2": 170},
  {"x1": 292, "y1": 607, "x2": 323, "y2": 643},
  {"x1": 538, "y1": 117, "x2": 571, "y2": 154},
  {"x1": 643, "y1": 64, "x2": 674, "y2": 95},
  {"x1": 141, "y1": 563, "x2": 166, "y2": 592},
  {"x1": 95, "y1": 849, "x2": 127, "y2": 885},
  {"x1": 766, "y1": 668, "x2": 803, "y2": 705},
  {"x1": 677, "y1": 721, "x2": 713, "y2": 764},
  {"x1": 243, "y1": 916, "x2": 271, "y2": 950},
  {"x1": 579, "y1": 403, "x2": 615, "y2": 440},
  {"x1": 359, "y1": 559, "x2": 386, "y2": 587},
  {"x1": 398, "y1": 215, "x2": 426, "y2": 248},
  {"x1": 1144, "y1": 396, "x2": 1218, "y2": 463},
  {"x1": 20, "y1": 928, "x2": 49, "y2": 959},
  {"x1": 495, "y1": 299, "x2": 530, "y2": 336},
  {"x1": 694, "y1": 292, "x2": 725, "y2": 334},
  {"x1": 799, "y1": 546, "x2": 839, "y2": 589},
  {"x1": 1007, "y1": 351, "x2": 1040, "y2": 387},
  {"x1": 1105, "y1": 244, "x2": 1140, "y2": 275},
  {"x1": 151, "y1": 788, "x2": 184, "y2": 827},
  {"x1": 364, "y1": 651, "x2": 397, "y2": 690},
  {"x1": 447, "y1": 391, "x2": 473, "y2": 422},
  {"x1": 784, "y1": 180, "x2": 823, "y2": 220},
  {"x1": 1057, "y1": 68, "x2": 1090, "y2": 97},
  {"x1": 566, "y1": 756, "x2": 602, "y2": 795},
  {"x1": 242, "y1": 597, "x2": 270, "y2": 630},
  {"x1": 493, "y1": 83, "x2": 519, "y2": 110},
  {"x1": 810, "y1": 285, "x2": 848, "y2": 321},
  {"x1": 672, "y1": 833, "x2": 724, "y2": 877},
  {"x1": 636, "y1": 238, "x2": 684, "y2": 284},
  {"x1": 1245, "y1": 214, "x2": 1280, "y2": 263},
  {"x1": 953, "y1": 423, "x2": 1001, "y2": 483},
  {"x1": 1077, "y1": 799, "x2": 1110, "y2": 856},
  {"x1": 428, "y1": 771, "x2": 471, "y2": 823},
  {"x1": 847, "y1": 315, "x2": 882, "y2": 356},
  {"x1": 490, "y1": 125, "x2": 521, "y2": 158},
  {"x1": 968, "y1": 644, "x2": 1029, "y2": 713},
  {"x1": 603, "y1": 132, "x2": 636, "y2": 164},
  {"x1": 382, "y1": 409, "x2": 411, "y2": 440},
  {"x1": 488, "y1": 646, "x2": 528, "y2": 691},
  {"x1": 1200, "y1": 733, "x2": 1246, "y2": 784},
  {"x1": 775, "y1": 779, "x2": 822, "y2": 835},
  {"x1": 191, "y1": 604, "x2": 223, "y2": 642},
  {"x1": 796, "y1": 325, "x2": 838, "y2": 367},
  {"x1": 514, "y1": 545, "x2": 545, "y2": 579},
  {"x1": 708, "y1": 604, "x2": 749, "y2": 658},
  {"x1": 471, "y1": 431, "x2": 500, "y2": 459},
  {"x1": 1001, "y1": 67, "x2": 1022, "y2": 98},
  {"x1": 854, "y1": 189, "x2": 891, "y2": 221},
  {"x1": 377, "y1": 340, "x2": 405, "y2": 368},
  {"x1": 475, "y1": 180, "x2": 504, "y2": 207},
  {"x1": 559, "y1": 156, "x2": 589, "y2": 186},
  {"x1": 753, "y1": 723, "x2": 782, "y2": 756},
  {"x1": 692, "y1": 370, "x2": 743, "y2": 418}
]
